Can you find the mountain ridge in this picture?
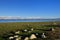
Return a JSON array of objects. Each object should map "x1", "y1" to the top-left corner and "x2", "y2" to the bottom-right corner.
[{"x1": 0, "y1": 16, "x2": 60, "y2": 20}]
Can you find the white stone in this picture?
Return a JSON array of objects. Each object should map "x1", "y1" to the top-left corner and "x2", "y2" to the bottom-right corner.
[
  {"x1": 24, "y1": 29, "x2": 27, "y2": 32},
  {"x1": 14, "y1": 35, "x2": 18, "y2": 38},
  {"x1": 9, "y1": 36, "x2": 14, "y2": 39},
  {"x1": 31, "y1": 28, "x2": 34, "y2": 31},
  {"x1": 30, "y1": 34, "x2": 37, "y2": 39},
  {"x1": 24, "y1": 37, "x2": 29, "y2": 40},
  {"x1": 15, "y1": 31, "x2": 20, "y2": 34},
  {"x1": 41, "y1": 33, "x2": 46, "y2": 38},
  {"x1": 16, "y1": 37, "x2": 21, "y2": 40},
  {"x1": 16, "y1": 38, "x2": 19, "y2": 40},
  {"x1": 51, "y1": 28, "x2": 55, "y2": 31}
]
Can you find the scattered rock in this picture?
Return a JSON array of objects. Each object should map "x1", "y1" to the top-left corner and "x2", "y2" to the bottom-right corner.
[
  {"x1": 41, "y1": 33, "x2": 46, "y2": 38},
  {"x1": 31, "y1": 28, "x2": 34, "y2": 31},
  {"x1": 30, "y1": 34, "x2": 37, "y2": 39},
  {"x1": 15, "y1": 31, "x2": 20, "y2": 34},
  {"x1": 24, "y1": 37, "x2": 29, "y2": 40},
  {"x1": 14, "y1": 35, "x2": 18, "y2": 38},
  {"x1": 9, "y1": 36, "x2": 14, "y2": 39},
  {"x1": 24, "y1": 29, "x2": 28, "y2": 32}
]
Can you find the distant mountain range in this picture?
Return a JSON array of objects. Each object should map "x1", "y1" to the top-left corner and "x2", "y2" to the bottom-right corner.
[
  {"x1": 0, "y1": 16, "x2": 60, "y2": 22},
  {"x1": 0, "y1": 16, "x2": 60, "y2": 20}
]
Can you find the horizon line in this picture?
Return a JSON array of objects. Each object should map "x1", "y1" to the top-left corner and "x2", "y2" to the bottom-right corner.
[{"x1": 0, "y1": 16, "x2": 60, "y2": 19}]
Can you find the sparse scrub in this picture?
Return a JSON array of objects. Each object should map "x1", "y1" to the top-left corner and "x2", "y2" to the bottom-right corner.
[{"x1": 0, "y1": 22, "x2": 60, "y2": 40}]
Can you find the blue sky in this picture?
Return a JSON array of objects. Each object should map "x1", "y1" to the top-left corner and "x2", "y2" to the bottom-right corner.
[{"x1": 0, "y1": 0, "x2": 60, "y2": 18}]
